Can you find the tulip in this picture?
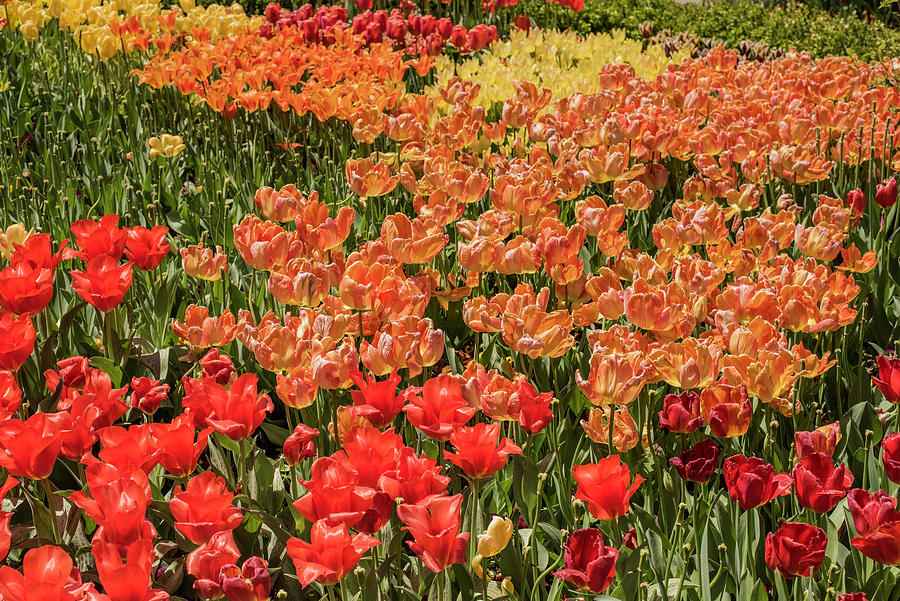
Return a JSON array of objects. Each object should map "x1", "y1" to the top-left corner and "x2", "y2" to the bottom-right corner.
[
  {"x1": 188, "y1": 531, "x2": 241, "y2": 599},
  {"x1": 0, "y1": 476, "x2": 18, "y2": 561},
  {"x1": 378, "y1": 447, "x2": 450, "y2": 506},
  {"x1": 0, "y1": 412, "x2": 62, "y2": 479},
  {"x1": 0, "y1": 310, "x2": 36, "y2": 371},
  {"x1": 794, "y1": 421, "x2": 841, "y2": 461},
  {"x1": 284, "y1": 423, "x2": 319, "y2": 465},
  {"x1": 0, "y1": 371, "x2": 21, "y2": 421},
  {"x1": 477, "y1": 516, "x2": 513, "y2": 558},
  {"x1": 723, "y1": 454, "x2": 792, "y2": 510},
  {"x1": 873, "y1": 355, "x2": 900, "y2": 404},
  {"x1": 94, "y1": 539, "x2": 169, "y2": 601},
  {"x1": 148, "y1": 133, "x2": 186, "y2": 159},
  {"x1": 792, "y1": 452, "x2": 853, "y2": 512},
  {"x1": 129, "y1": 376, "x2": 169, "y2": 414},
  {"x1": 186, "y1": 373, "x2": 273, "y2": 441},
  {"x1": 445, "y1": 422, "x2": 522, "y2": 479},
  {"x1": 670, "y1": 439, "x2": 719, "y2": 483},
  {"x1": 151, "y1": 414, "x2": 213, "y2": 478},
  {"x1": 349, "y1": 368, "x2": 404, "y2": 428},
  {"x1": 846, "y1": 188, "x2": 865, "y2": 223},
  {"x1": 286, "y1": 519, "x2": 380, "y2": 587},
  {"x1": 170, "y1": 471, "x2": 244, "y2": 544},
  {"x1": 699, "y1": 382, "x2": 752, "y2": 438},
  {"x1": 517, "y1": 381, "x2": 554, "y2": 434},
  {"x1": 181, "y1": 243, "x2": 228, "y2": 281},
  {"x1": 658, "y1": 391, "x2": 703, "y2": 433},
  {"x1": 70, "y1": 214, "x2": 126, "y2": 260},
  {"x1": 125, "y1": 225, "x2": 170, "y2": 270},
  {"x1": 220, "y1": 556, "x2": 271, "y2": 601},
  {"x1": 293, "y1": 455, "x2": 374, "y2": 530},
  {"x1": 573, "y1": 455, "x2": 644, "y2": 521},
  {"x1": 876, "y1": 177, "x2": 897, "y2": 209},
  {"x1": 0, "y1": 262, "x2": 54, "y2": 316},
  {"x1": 765, "y1": 522, "x2": 826, "y2": 578},
  {"x1": 553, "y1": 528, "x2": 618, "y2": 593},
  {"x1": 200, "y1": 349, "x2": 237, "y2": 385},
  {"x1": 848, "y1": 488, "x2": 900, "y2": 565},
  {"x1": 397, "y1": 494, "x2": 469, "y2": 573},
  {"x1": 97, "y1": 424, "x2": 162, "y2": 474},
  {"x1": 70, "y1": 256, "x2": 133, "y2": 312},
  {"x1": 0, "y1": 545, "x2": 79, "y2": 601},
  {"x1": 403, "y1": 374, "x2": 477, "y2": 442},
  {"x1": 837, "y1": 593, "x2": 869, "y2": 601}
]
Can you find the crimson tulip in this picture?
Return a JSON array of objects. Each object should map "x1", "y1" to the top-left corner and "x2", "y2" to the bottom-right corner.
[
  {"x1": 883, "y1": 433, "x2": 900, "y2": 484},
  {"x1": 129, "y1": 377, "x2": 169, "y2": 414},
  {"x1": 765, "y1": 522, "x2": 826, "y2": 578},
  {"x1": 658, "y1": 391, "x2": 702, "y2": 433},
  {"x1": 876, "y1": 177, "x2": 897, "y2": 209},
  {"x1": 848, "y1": 488, "x2": 900, "y2": 565},
  {"x1": 792, "y1": 452, "x2": 853, "y2": 512},
  {"x1": 220, "y1": 557, "x2": 271, "y2": 601},
  {"x1": 553, "y1": 528, "x2": 618, "y2": 593},
  {"x1": 283, "y1": 423, "x2": 319, "y2": 465},
  {"x1": 723, "y1": 454, "x2": 792, "y2": 510},
  {"x1": 670, "y1": 439, "x2": 719, "y2": 483}
]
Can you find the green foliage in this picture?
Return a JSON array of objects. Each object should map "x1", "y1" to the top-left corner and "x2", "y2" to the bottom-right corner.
[{"x1": 524, "y1": 0, "x2": 900, "y2": 62}]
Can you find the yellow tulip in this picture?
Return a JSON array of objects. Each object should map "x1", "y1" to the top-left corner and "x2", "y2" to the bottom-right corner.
[
  {"x1": 476, "y1": 516, "x2": 513, "y2": 557},
  {"x1": 148, "y1": 134, "x2": 186, "y2": 159}
]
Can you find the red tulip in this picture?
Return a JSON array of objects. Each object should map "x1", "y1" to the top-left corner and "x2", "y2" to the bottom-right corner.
[
  {"x1": 794, "y1": 421, "x2": 841, "y2": 461},
  {"x1": 187, "y1": 531, "x2": 240, "y2": 599},
  {"x1": 397, "y1": 494, "x2": 469, "y2": 573},
  {"x1": 97, "y1": 424, "x2": 162, "y2": 474},
  {"x1": 403, "y1": 374, "x2": 477, "y2": 441},
  {"x1": 340, "y1": 426, "x2": 404, "y2": 489},
  {"x1": 873, "y1": 355, "x2": 900, "y2": 404},
  {"x1": 553, "y1": 528, "x2": 618, "y2": 593},
  {"x1": 286, "y1": 519, "x2": 380, "y2": 587},
  {"x1": 0, "y1": 412, "x2": 62, "y2": 479},
  {"x1": 445, "y1": 422, "x2": 522, "y2": 479},
  {"x1": 129, "y1": 376, "x2": 169, "y2": 414},
  {"x1": 93, "y1": 539, "x2": 169, "y2": 601},
  {"x1": 670, "y1": 439, "x2": 719, "y2": 483},
  {"x1": 378, "y1": 446, "x2": 450, "y2": 505},
  {"x1": 284, "y1": 423, "x2": 319, "y2": 465},
  {"x1": 0, "y1": 262, "x2": 54, "y2": 316},
  {"x1": 185, "y1": 373, "x2": 273, "y2": 441},
  {"x1": 848, "y1": 488, "x2": 900, "y2": 565},
  {"x1": 220, "y1": 556, "x2": 271, "y2": 601},
  {"x1": 349, "y1": 368, "x2": 404, "y2": 428},
  {"x1": 883, "y1": 433, "x2": 900, "y2": 484},
  {"x1": 0, "y1": 310, "x2": 35, "y2": 371},
  {"x1": 0, "y1": 545, "x2": 79, "y2": 601},
  {"x1": 846, "y1": 188, "x2": 865, "y2": 224},
  {"x1": 723, "y1": 455, "x2": 791, "y2": 510},
  {"x1": 199, "y1": 349, "x2": 237, "y2": 386},
  {"x1": 151, "y1": 414, "x2": 213, "y2": 478},
  {"x1": 876, "y1": 177, "x2": 898, "y2": 209},
  {"x1": 517, "y1": 381, "x2": 554, "y2": 434},
  {"x1": 125, "y1": 225, "x2": 170, "y2": 271},
  {"x1": 0, "y1": 476, "x2": 18, "y2": 561},
  {"x1": 70, "y1": 256, "x2": 133, "y2": 312},
  {"x1": 10, "y1": 233, "x2": 66, "y2": 271},
  {"x1": 573, "y1": 455, "x2": 644, "y2": 521},
  {"x1": 69, "y1": 463, "x2": 156, "y2": 553},
  {"x1": 170, "y1": 471, "x2": 244, "y2": 544},
  {"x1": 0, "y1": 370, "x2": 21, "y2": 420},
  {"x1": 765, "y1": 522, "x2": 826, "y2": 578},
  {"x1": 658, "y1": 391, "x2": 702, "y2": 433},
  {"x1": 792, "y1": 452, "x2": 853, "y2": 512},
  {"x1": 837, "y1": 593, "x2": 869, "y2": 601},
  {"x1": 293, "y1": 455, "x2": 375, "y2": 530},
  {"x1": 70, "y1": 214, "x2": 127, "y2": 261}
]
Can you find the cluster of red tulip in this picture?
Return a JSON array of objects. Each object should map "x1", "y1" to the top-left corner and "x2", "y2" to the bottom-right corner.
[{"x1": 259, "y1": 3, "x2": 498, "y2": 55}]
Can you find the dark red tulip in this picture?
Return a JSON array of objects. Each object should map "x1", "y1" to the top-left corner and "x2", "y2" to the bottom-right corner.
[
  {"x1": 284, "y1": 423, "x2": 319, "y2": 465},
  {"x1": 670, "y1": 439, "x2": 719, "y2": 483},
  {"x1": 876, "y1": 177, "x2": 897, "y2": 209},
  {"x1": 129, "y1": 376, "x2": 169, "y2": 414},
  {"x1": 848, "y1": 488, "x2": 900, "y2": 565},
  {"x1": 883, "y1": 433, "x2": 900, "y2": 484},
  {"x1": 553, "y1": 528, "x2": 618, "y2": 593},
  {"x1": 794, "y1": 421, "x2": 840, "y2": 461},
  {"x1": 220, "y1": 556, "x2": 271, "y2": 601}
]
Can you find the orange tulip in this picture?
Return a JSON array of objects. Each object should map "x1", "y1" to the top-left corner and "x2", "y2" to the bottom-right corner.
[
  {"x1": 171, "y1": 306, "x2": 238, "y2": 351},
  {"x1": 181, "y1": 243, "x2": 228, "y2": 281}
]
